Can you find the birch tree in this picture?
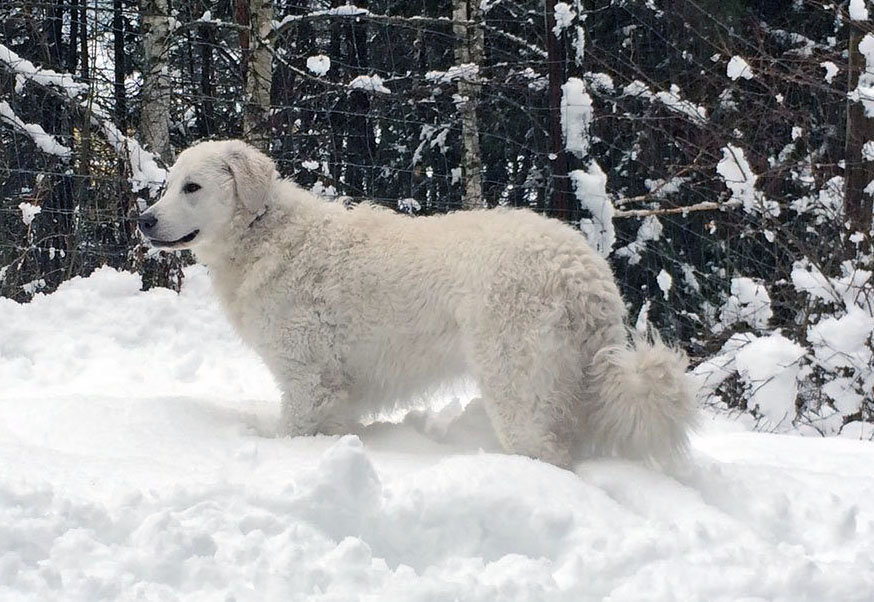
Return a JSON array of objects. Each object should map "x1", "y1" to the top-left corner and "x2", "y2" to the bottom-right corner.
[
  {"x1": 139, "y1": 0, "x2": 172, "y2": 163},
  {"x1": 243, "y1": 0, "x2": 274, "y2": 151},
  {"x1": 453, "y1": 0, "x2": 484, "y2": 210}
]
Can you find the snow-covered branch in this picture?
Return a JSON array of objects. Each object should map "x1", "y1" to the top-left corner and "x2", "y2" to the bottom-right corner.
[
  {"x1": 623, "y1": 80, "x2": 707, "y2": 124},
  {"x1": 0, "y1": 42, "x2": 166, "y2": 196},
  {"x1": 0, "y1": 101, "x2": 72, "y2": 159}
]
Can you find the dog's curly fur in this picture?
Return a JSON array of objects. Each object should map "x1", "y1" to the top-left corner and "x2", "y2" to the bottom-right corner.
[{"x1": 140, "y1": 140, "x2": 696, "y2": 467}]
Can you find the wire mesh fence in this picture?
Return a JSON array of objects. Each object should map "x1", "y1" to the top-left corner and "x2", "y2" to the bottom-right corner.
[{"x1": 2, "y1": 1, "x2": 873, "y2": 433}]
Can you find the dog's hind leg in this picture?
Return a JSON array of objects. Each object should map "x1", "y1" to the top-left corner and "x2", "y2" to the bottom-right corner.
[
  {"x1": 479, "y1": 383, "x2": 577, "y2": 468},
  {"x1": 465, "y1": 306, "x2": 581, "y2": 468}
]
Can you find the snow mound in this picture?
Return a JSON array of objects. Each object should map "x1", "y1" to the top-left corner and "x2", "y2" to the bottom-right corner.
[{"x1": 1, "y1": 267, "x2": 873, "y2": 600}]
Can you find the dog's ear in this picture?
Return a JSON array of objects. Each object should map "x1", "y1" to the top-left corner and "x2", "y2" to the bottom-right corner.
[{"x1": 222, "y1": 141, "x2": 276, "y2": 216}]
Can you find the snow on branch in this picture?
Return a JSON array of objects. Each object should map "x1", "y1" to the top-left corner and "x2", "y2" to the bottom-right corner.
[
  {"x1": 275, "y1": 3, "x2": 371, "y2": 28},
  {"x1": 623, "y1": 80, "x2": 707, "y2": 123},
  {"x1": 561, "y1": 77, "x2": 593, "y2": 159},
  {"x1": 0, "y1": 101, "x2": 72, "y2": 158},
  {"x1": 348, "y1": 74, "x2": 391, "y2": 94},
  {"x1": 0, "y1": 44, "x2": 87, "y2": 99},
  {"x1": 426, "y1": 64, "x2": 480, "y2": 85},
  {"x1": 717, "y1": 144, "x2": 779, "y2": 217},
  {"x1": 849, "y1": 33, "x2": 874, "y2": 117},
  {"x1": 570, "y1": 162, "x2": 615, "y2": 257},
  {"x1": 0, "y1": 42, "x2": 166, "y2": 196},
  {"x1": 97, "y1": 121, "x2": 167, "y2": 195}
]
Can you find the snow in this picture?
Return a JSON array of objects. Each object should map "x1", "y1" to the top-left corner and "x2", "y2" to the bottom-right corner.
[
  {"x1": 584, "y1": 71, "x2": 614, "y2": 93},
  {"x1": 634, "y1": 299, "x2": 651, "y2": 332},
  {"x1": 2, "y1": 267, "x2": 874, "y2": 600},
  {"x1": 560, "y1": 77, "x2": 593, "y2": 158},
  {"x1": 727, "y1": 56, "x2": 754, "y2": 80},
  {"x1": 275, "y1": 4, "x2": 371, "y2": 29},
  {"x1": 570, "y1": 161, "x2": 615, "y2": 257},
  {"x1": 790, "y1": 176, "x2": 843, "y2": 223},
  {"x1": 850, "y1": 34, "x2": 874, "y2": 118},
  {"x1": 623, "y1": 80, "x2": 707, "y2": 123},
  {"x1": 397, "y1": 198, "x2": 421, "y2": 214},
  {"x1": 17, "y1": 201, "x2": 42, "y2": 226},
  {"x1": 348, "y1": 74, "x2": 390, "y2": 94},
  {"x1": 791, "y1": 261, "x2": 842, "y2": 305},
  {"x1": 790, "y1": 260, "x2": 874, "y2": 424},
  {"x1": 0, "y1": 101, "x2": 72, "y2": 158},
  {"x1": 863, "y1": 140, "x2": 874, "y2": 161},
  {"x1": 656, "y1": 269, "x2": 673, "y2": 300},
  {"x1": 0, "y1": 42, "x2": 166, "y2": 196},
  {"x1": 306, "y1": 55, "x2": 331, "y2": 76},
  {"x1": 719, "y1": 276, "x2": 773, "y2": 331},
  {"x1": 615, "y1": 215, "x2": 662, "y2": 265},
  {"x1": 734, "y1": 333, "x2": 805, "y2": 428},
  {"x1": 552, "y1": 2, "x2": 576, "y2": 37},
  {"x1": 850, "y1": 0, "x2": 869, "y2": 21},
  {"x1": 0, "y1": 43, "x2": 87, "y2": 99},
  {"x1": 821, "y1": 60, "x2": 839, "y2": 83},
  {"x1": 98, "y1": 120, "x2": 167, "y2": 195},
  {"x1": 717, "y1": 144, "x2": 778, "y2": 216},
  {"x1": 808, "y1": 305, "x2": 874, "y2": 372},
  {"x1": 425, "y1": 63, "x2": 479, "y2": 85}
]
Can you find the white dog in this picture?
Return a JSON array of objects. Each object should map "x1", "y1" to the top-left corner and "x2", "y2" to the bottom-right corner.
[{"x1": 139, "y1": 140, "x2": 695, "y2": 467}]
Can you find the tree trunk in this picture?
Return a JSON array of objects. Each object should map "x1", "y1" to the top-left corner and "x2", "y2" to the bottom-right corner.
[
  {"x1": 243, "y1": 0, "x2": 274, "y2": 151},
  {"x1": 199, "y1": 23, "x2": 217, "y2": 138},
  {"x1": 453, "y1": 0, "x2": 484, "y2": 210},
  {"x1": 845, "y1": 24, "x2": 874, "y2": 242},
  {"x1": 113, "y1": 0, "x2": 127, "y2": 129},
  {"x1": 346, "y1": 0, "x2": 371, "y2": 195},
  {"x1": 544, "y1": 0, "x2": 570, "y2": 218},
  {"x1": 140, "y1": 0, "x2": 173, "y2": 164},
  {"x1": 68, "y1": 0, "x2": 79, "y2": 73},
  {"x1": 234, "y1": 0, "x2": 250, "y2": 85},
  {"x1": 79, "y1": 0, "x2": 89, "y2": 78}
]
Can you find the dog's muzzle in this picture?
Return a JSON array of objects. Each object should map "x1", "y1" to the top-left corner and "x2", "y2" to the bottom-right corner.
[{"x1": 138, "y1": 213, "x2": 199, "y2": 248}]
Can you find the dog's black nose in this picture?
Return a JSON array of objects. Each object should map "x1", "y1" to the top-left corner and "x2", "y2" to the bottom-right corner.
[{"x1": 138, "y1": 213, "x2": 157, "y2": 232}]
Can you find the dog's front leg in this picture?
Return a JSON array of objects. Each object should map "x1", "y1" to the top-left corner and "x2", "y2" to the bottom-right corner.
[
  {"x1": 276, "y1": 365, "x2": 354, "y2": 438},
  {"x1": 276, "y1": 369, "x2": 335, "y2": 437}
]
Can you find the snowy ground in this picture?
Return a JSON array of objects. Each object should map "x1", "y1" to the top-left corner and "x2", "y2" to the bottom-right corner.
[{"x1": 1, "y1": 266, "x2": 873, "y2": 601}]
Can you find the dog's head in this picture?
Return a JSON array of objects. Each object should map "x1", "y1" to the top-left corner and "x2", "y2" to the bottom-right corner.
[{"x1": 138, "y1": 140, "x2": 276, "y2": 250}]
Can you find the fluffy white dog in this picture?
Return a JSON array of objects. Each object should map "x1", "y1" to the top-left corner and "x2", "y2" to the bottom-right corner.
[{"x1": 139, "y1": 140, "x2": 695, "y2": 467}]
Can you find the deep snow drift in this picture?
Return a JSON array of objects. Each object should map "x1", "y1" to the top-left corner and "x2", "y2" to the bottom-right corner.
[{"x1": 1, "y1": 266, "x2": 872, "y2": 601}]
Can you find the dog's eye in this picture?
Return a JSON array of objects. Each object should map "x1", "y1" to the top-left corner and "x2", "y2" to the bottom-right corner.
[{"x1": 183, "y1": 182, "x2": 201, "y2": 194}]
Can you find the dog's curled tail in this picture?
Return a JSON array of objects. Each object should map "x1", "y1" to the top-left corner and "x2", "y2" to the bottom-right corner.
[{"x1": 587, "y1": 335, "x2": 696, "y2": 464}]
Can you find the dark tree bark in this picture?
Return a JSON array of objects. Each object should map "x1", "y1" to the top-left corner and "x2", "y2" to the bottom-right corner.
[
  {"x1": 199, "y1": 24, "x2": 217, "y2": 138},
  {"x1": 345, "y1": 0, "x2": 372, "y2": 195},
  {"x1": 845, "y1": 23, "x2": 874, "y2": 244},
  {"x1": 235, "y1": 0, "x2": 250, "y2": 86},
  {"x1": 79, "y1": 0, "x2": 89, "y2": 78},
  {"x1": 545, "y1": 0, "x2": 570, "y2": 219},
  {"x1": 68, "y1": 0, "x2": 79, "y2": 73},
  {"x1": 113, "y1": 0, "x2": 127, "y2": 129}
]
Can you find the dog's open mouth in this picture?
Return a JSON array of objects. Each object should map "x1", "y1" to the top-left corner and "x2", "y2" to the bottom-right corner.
[{"x1": 148, "y1": 230, "x2": 200, "y2": 248}]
